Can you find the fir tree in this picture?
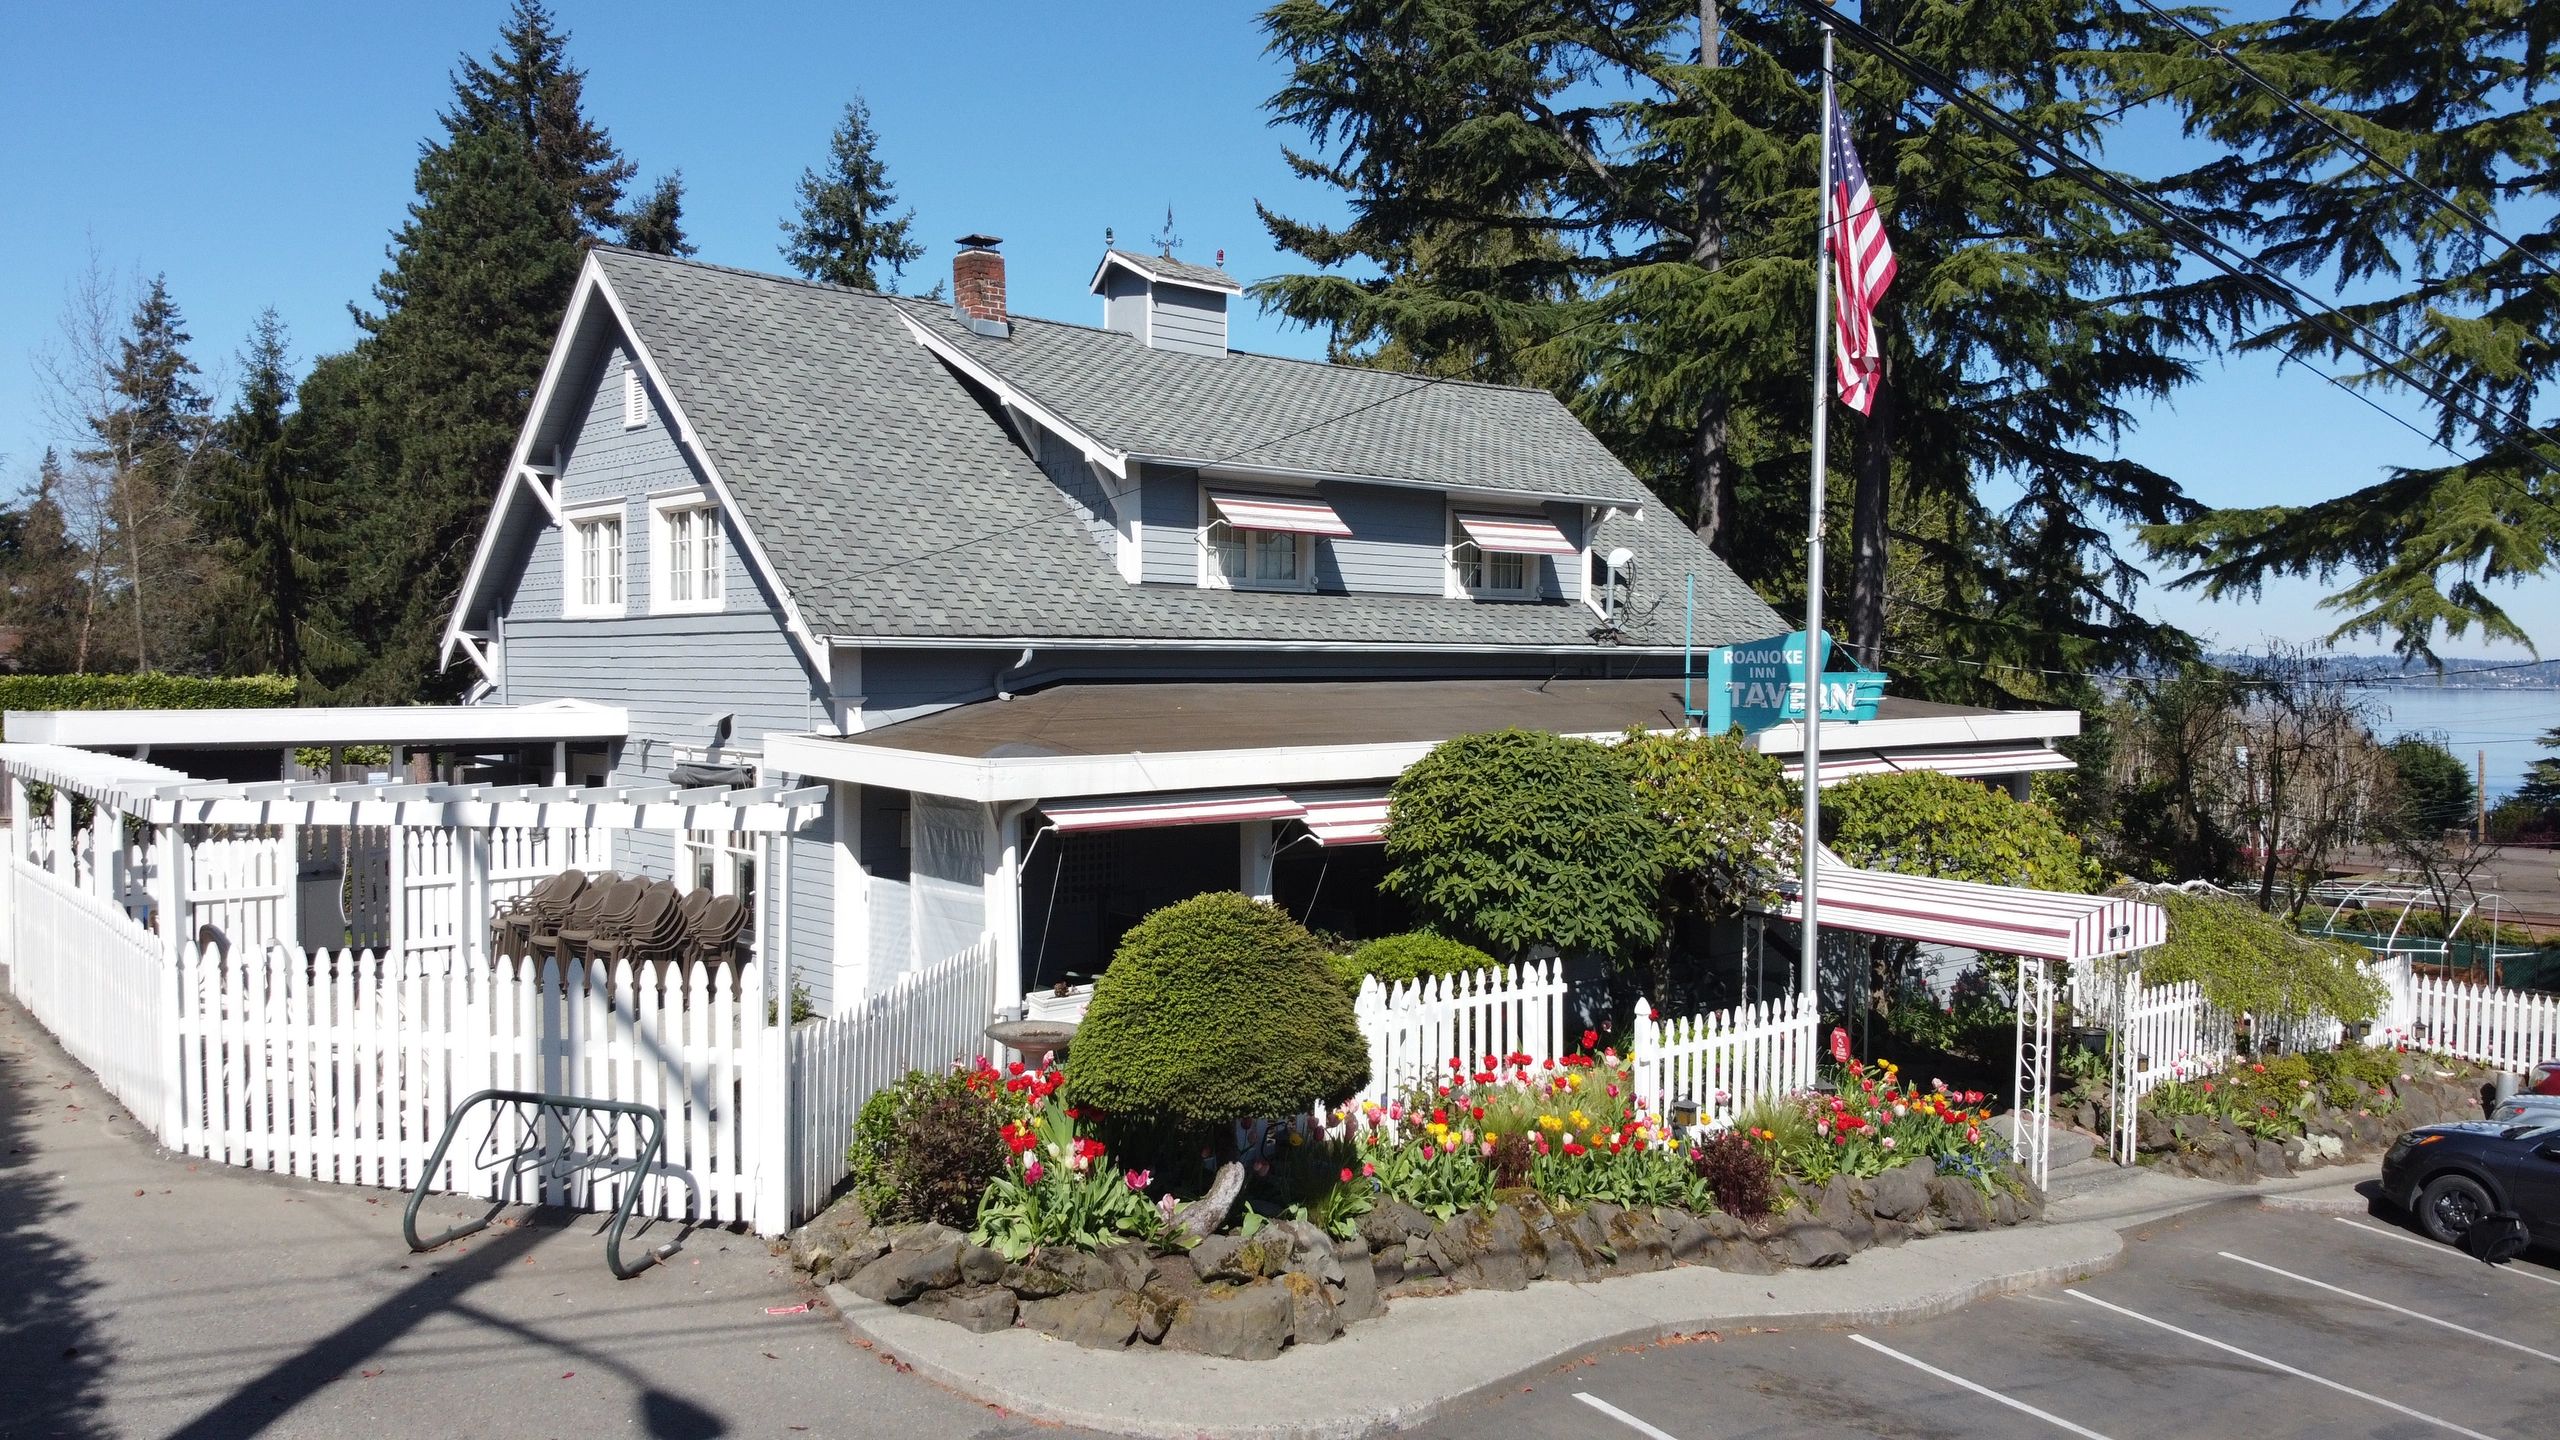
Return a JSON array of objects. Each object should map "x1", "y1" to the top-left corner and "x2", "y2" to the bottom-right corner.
[
  {"x1": 780, "y1": 98, "x2": 924, "y2": 291},
  {"x1": 2138, "y1": 0, "x2": 2560, "y2": 662},
  {"x1": 196, "y1": 311, "x2": 347, "y2": 679},
  {"x1": 621, "y1": 171, "x2": 695, "y2": 256},
  {"x1": 2, "y1": 450, "x2": 91, "y2": 674},
  {"x1": 343, "y1": 123, "x2": 581, "y2": 701},
  {"x1": 446, "y1": 0, "x2": 633, "y2": 242},
  {"x1": 2518, "y1": 727, "x2": 2560, "y2": 824},
  {"x1": 81, "y1": 274, "x2": 212, "y2": 672}
]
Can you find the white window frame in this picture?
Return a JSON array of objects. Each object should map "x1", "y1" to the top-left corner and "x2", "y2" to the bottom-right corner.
[
  {"x1": 1445, "y1": 503, "x2": 1541, "y2": 601},
  {"x1": 561, "y1": 499, "x2": 627, "y2": 618},
  {"x1": 1196, "y1": 486, "x2": 1317, "y2": 593},
  {"x1": 649, "y1": 492, "x2": 726, "y2": 615},
  {"x1": 622, "y1": 365, "x2": 647, "y2": 429}
]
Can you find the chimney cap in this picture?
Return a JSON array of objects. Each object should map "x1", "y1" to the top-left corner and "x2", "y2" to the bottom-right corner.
[{"x1": 955, "y1": 232, "x2": 1003, "y2": 250}]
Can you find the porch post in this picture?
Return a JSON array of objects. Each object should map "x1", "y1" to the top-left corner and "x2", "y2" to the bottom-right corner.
[
  {"x1": 50, "y1": 784, "x2": 71, "y2": 876},
  {"x1": 156, "y1": 819, "x2": 189, "y2": 1144},
  {"x1": 386, "y1": 820, "x2": 409, "y2": 958},
  {"x1": 10, "y1": 772, "x2": 31, "y2": 864},
  {"x1": 1239, "y1": 820, "x2": 1276, "y2": 903},
  {"x1": 276, "y1": 821, "x2": 302, "y2": 950},
  {"x1": 986, "y1": 802, "x2": 1031, "y2": 1019},
  {"x1": 753, "y1": 829, "x2": 792, "y2": 1234}
]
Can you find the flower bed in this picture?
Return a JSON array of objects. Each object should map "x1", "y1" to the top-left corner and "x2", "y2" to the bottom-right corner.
[
  {"x1": 2070, "y1": 1046, "x2": 2493, "y2": 1184},
  {"x1": 789, "y1": 1053, "x2": 2040, "y2": 1360}
]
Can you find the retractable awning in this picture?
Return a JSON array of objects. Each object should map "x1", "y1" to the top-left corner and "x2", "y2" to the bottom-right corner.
[
  {"x1": 1453, "y1": 510, "x2": 1578, "y2": 556},
  {"x1": 1782, "y1": 741, "x2": 2074, "y2": 787},
  {"x1": 1037, "y1": 784, "x2": 1395, "y2": 845},
  {"x1": 1206, "y1": 490, "x2": 1354, "y2": 537},
  {"x1": 1769, "y1": 850, "x2": 2164, "y2": 963}
]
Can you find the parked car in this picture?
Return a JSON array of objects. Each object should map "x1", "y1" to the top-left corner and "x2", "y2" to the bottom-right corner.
[
  {"x1": 2381, "y1": 1119, "x2": 2560, "y2": 1248},
  {"x1": 2487, "y1": 1061, "x2": 2560, "y2": 1123}
]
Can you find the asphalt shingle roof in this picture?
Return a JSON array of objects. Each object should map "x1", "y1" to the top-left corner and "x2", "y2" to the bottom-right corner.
[
  {"x1": 1094, "y1": 248, "x2": 1240, "y2": 292},
  {"x1": 590, "y1": 249, "x2": 1781, "y2": 649}
]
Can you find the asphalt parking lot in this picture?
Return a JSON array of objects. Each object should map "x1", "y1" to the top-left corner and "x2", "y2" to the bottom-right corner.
[{"x1": 1411, "y1": 1201, "x2": 2560, "y2": 1440}]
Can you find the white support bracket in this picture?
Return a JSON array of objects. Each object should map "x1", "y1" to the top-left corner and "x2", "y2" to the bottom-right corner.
[
  {"x1": 453, "y1": 631, "x2": 501, "y2": 690},
  {"x1": 519, "y1": 463, "x2": 562, "y2": 526}
]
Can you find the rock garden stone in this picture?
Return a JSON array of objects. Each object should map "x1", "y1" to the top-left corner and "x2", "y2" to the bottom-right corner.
[
  {"x1": 850, "y1": 1240, "x2": 961, "y2": 1304},
  {"x1": 957, "y1": 1244, "x2": 1007, "y2": 1286},
  {"x1": 1428, "y1": 1206, "x2": 1535, "y2": 1291},
  {"x1": 1279, "y1": 1271, "x2": 1342, "y2": 1345},
  {"x1": 1187, "y1": 1234, "x2": 1247, "y2": 1284},
  {"x1": 1868, "y1": 1158, "x2": 1935, "y2": 1221},
  {"x1": 1171, "y1": 1161, "x2": 1245, "y2": 1243},
  {"x1": 885, "y1": 1221, "x2": 959, "y2": 1253},
  {"x1": 1160, "y1": 1281, "x2": 1293, "y2": 1361},
  {"x1": 1928, "y1": 1176, "x2": 1997, "y2": 1232},
  {"x1": 1602, "y1": 1208, "x2": 1675, "y2": 1273},
  {"x1": 1279, "y1": 1222, "x2": 1343, "y2": 1285},
  {"x1": 1992, "y1": 1190, "x2": 2020, "y2": 1227},
  {"x1": 906, "y1": 1282, "x2": 1017, "y2": 1334},
  {"x1": 1816, "y1": 1177, "x2": 1875, "y2": 1252},
  {"x1": 1870, "y1": 1217, "x2": 1913, "y2": 1247},
  {"x1": 1095, "y1": 1241, "x2": 1152, "y2": 1293},
  {"x1": 1330, "y1": 1245, "x2": 1383, "y2": 1325},
  {"x1": 2250, "y1": 1137, "x2": 2291, "y2": 1179},
  {"x1": 1021, "y1": 1290, "x2": 1142, "y2": 1349},
  {"x1": 1766, "y1": 1222, "x2": 1851, "y2": 1268},
  {"x1": 1358, "y1": 1199, "x2": 1435, "y2": 1250}
]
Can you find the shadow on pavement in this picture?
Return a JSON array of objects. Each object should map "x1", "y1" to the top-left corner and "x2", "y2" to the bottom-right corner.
[{"x1": 0, "y1": 1000, "x2": 114, "y2": 1439}]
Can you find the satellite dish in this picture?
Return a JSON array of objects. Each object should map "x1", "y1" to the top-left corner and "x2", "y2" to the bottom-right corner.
[{"x1": 1607, "y1": 547, "x2": 1636, "y2": 571}]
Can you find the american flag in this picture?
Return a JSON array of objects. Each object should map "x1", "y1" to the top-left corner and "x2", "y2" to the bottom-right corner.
[{"x1": 1826, "y1": 87, "x2": 1895, "y2": 415}]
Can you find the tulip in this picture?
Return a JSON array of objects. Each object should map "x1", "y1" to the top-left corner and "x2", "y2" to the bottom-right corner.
[{"x1": 1023, "y1": 1160, "x2": 1044, "y2": 1183}]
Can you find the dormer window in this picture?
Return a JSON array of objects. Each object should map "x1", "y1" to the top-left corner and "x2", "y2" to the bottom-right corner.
[
  {"x1": 1448, "y1": 507, "x2": 1577, "y2": 601},
  {"x1": 1198, "y1": 488, "x2": 1349, "y2": 593}
]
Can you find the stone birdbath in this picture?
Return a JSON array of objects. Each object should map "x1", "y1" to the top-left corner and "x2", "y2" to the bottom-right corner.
[{"x1": 984, "y1": 1017, "x2": 1078, "y2": 1064}]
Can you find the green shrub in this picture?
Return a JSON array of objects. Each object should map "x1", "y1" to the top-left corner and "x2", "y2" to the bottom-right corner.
[
  {"x1": 0, "y1": 673, "x2": 296, "y2": 739},
  {"x1": 1691, "y1": 1131, "x2": 1779, "y2": 1219},
  {"x1": 847, "y1": 1069, "x2": 1010, "y2": 1227},
  {"x1": 1066, "y1": 893, "x2": 1370, "y2": 1140},
  {"x1": 1330, "y1": 931, "x2": 1496, "y2": 995},
  {"x1": 2126, "y1": 884, "x2": 2387, "y2": 1025}
]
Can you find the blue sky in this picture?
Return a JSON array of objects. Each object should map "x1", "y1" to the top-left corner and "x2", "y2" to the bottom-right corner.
[{"x1": 1, "y1": 0, "x2": 2548, "y2": 660}]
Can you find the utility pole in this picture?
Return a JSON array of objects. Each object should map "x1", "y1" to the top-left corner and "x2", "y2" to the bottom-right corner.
[{"x1": 2477, "y1": 748, "x2": 2488, "y2": 847}]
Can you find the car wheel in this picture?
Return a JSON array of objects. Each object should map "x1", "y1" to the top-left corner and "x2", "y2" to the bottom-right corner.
[{"x1": 2417, "y1": 1173, "x2": 2493, "y2": 1244}]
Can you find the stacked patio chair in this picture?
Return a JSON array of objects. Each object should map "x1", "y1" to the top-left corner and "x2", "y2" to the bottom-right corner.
[
  {"x1": 685, "y1": 894, "x2": 750, "y2": 966},
  {"x1": 489, "y1": 869, "x2": 588, "y2": 959},
  {"x1": 493, "y1": 872, "x2": 750, "y2": 971},
  {"x1": 590, "y1": 881, "x2": 683, "y2": 966}
]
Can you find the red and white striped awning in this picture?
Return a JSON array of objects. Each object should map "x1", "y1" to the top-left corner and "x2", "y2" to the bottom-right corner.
[
  {"x1": 1037, "y1": 784, "x2": 1395, "y2": 845},
  {"x1": 1206, "y1": 490, "x2": 1353, "y2": 537},
  {"x1": 1453, "y1": 510, "x2": 1578, "y2": 556},
  {"x1": 1781, "y1": 741, "x2": 2074, "y2": 788},
  {"x1": 1040, "y1": 789, "x2": 1307, "y2": 833},
  {"x1": 1772, "y1": 851, "x2": 2164, "y2": 962},
  {"x1": 1296, "y1": 788, "x2": 1392, "y2": 847}
]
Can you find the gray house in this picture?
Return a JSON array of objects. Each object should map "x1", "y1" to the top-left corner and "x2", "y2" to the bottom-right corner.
[{"x1": 435, "y1": 239, "x2": 2078, "y2": 1017}]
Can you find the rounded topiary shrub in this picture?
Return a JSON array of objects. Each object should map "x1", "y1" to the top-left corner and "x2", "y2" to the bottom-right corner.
[
  {"x1": 1066, "y1": 892, "x2": 1370, "y2": 1138},
  {"x1": 1331, "y1": 930, "x2": 1496, "y2": 995}
]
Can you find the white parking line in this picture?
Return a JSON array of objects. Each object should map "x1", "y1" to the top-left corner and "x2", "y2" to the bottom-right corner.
[
  {"x1": 2334, "y1": 1216, "x2": 2560, "y2": 1287},
  {"x1": 1845, "y1": 1333, "x2": 2115, "y2": 1439},
  {"x1": 2066, "y1": 1290, "x2": 2504, "y2": 1440},
  {"x1": 1572, "y1": 1392, "x2": 1680, "y2": 1440},
  {"x1": 2219, "y1": 1250, "x2": 2560, "y2": 1364}
]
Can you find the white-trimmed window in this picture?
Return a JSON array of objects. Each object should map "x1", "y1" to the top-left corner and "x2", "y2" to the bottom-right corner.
[
  {"x1": 1448, "y1": 510, "x2": 1536, "y2": 599},
  {"x1": 562, "y1": 501, "x2": 626, "y2": 617},
  {"x1": 622, "y1": 365, "x2": 647, "y2": 429},
  {"x1": 650, "y1": 494, "x2": 725, "y2": 613},
  {"x1": 1198, "y1": 491, "x2": 1316, "y2": 592}
]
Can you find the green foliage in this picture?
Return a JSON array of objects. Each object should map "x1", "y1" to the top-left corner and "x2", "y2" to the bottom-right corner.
[
  {"x1": 970, "y1": 1091, "x2": 1170, "y2": 1261},
  {"x1": 1689, "y1": 1131, "x2": 1779, "y2": 1220},
  {"x1": 2517, "y1": 727, "x2": 2560, "y2": 824},
  {"x1": 1620, "y1": 727, "x2": 1797, "y2": 923},
  {"x1": 780, "y1": 97, "x2": 925, "y2": 292},
  {"x1": 1826, "y1": 770, "x2": 2098, "y2": 892},
  {"x1": 1331, "y1": 930, "x2": 1495, "y2": 994},
  {"x1": 2145, "y1": 1049, "x2": 2404, "y2": 1142},
  {"x1": 1065, "y1": 893, "x2": 1370, "y2": 1136},
  {"x1": 848, "y1": 1068, "x2": 1016, "y2": 1228},
  {"x1": 2386, "y1": 737, "x2": 2475, "y2": 837},
  {"x1": 196, "y1": 311, "x2": 353, "y2": 681},
  {"x1": 619, "y1": 171, "x2": 695, "y2": 256},
  {"x1": 2127, "y1": 884, "x2": 2387, "y2": 1026},
  {"x1": 0, "y1": 673, "x2": 295, "y2": 736},
  {"x1": 1382, "y1": 729, "x2": 1662, "y2": 962}
]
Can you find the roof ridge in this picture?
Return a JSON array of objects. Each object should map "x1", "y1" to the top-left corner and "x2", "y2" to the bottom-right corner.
[
  {"x1": 940, "y1": 306, "x2": 1568, "y2": 400},
  {"x1": 591, "y1": 245, "x2": 928, "y2": 307}
]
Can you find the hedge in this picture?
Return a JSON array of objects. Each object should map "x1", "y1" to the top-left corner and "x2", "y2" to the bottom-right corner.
[
  {"x1": 0, "y1": 674, "x2": 296, "y2": 739},
  {"x1": 1331, "y1": 931, "x2": 1496, "y2": 995}
]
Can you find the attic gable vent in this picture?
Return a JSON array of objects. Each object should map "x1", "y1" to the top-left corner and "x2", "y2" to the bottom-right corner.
[
  {"x1": 622, "y1": 365, "x2": 646, "y2": 429},
  {"x1": 1089, "y1": 249, "x2": 1242, "y2": 357}
]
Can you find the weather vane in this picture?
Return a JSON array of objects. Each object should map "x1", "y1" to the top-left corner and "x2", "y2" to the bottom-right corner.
[{"x1": 1151, "y1": 205, "x2": 1182, "y2": 258}]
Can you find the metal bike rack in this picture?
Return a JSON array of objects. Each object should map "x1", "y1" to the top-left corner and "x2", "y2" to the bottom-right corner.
[{"x1": 403, "y1": 1089, "x2": 697, "y2": 1279}]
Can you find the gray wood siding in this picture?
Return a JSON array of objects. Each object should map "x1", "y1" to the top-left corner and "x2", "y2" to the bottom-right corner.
[
  {"x1": 501, "y1": 612, "x2": 824, "y2": 758},
  {"x1": 1148, "y1": 284, "x2": 1228, "y2": 356},
  {"x1": 1139, "y1": 465, "x2": 1198, "y2": 583},
  {"x1": 1030, "y1": 427, "x2": 1120, "y2": 558},
  {"x1": 858, "y1": 648, "x2": 1010, "y2": 728},
  {"x1": 786, "y1": 808, "x2": 835, "y2": 1012},
  {"x1": 1319, "y1": 482, "x2": 1444, "y2": 596},
  {"x1": 1102, "y1": 270, "x2": 1149, "y2": 338}
]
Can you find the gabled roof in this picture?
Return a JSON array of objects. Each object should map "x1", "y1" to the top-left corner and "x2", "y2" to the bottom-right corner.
[
  {"x1": 902, "y1": 304, "x2": 1654, "y2": 506},
  {"x1": 1089, "y1": 248, "x2": 1242, "y2": 295},
  {"x1": 448, "y1": 249, "x2": 1782, "y2": 653}
]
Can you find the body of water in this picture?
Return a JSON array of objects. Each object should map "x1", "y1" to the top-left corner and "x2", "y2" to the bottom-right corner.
[{"x1": 2363, "y1": 687, "x2": 2557, "y2": 801}]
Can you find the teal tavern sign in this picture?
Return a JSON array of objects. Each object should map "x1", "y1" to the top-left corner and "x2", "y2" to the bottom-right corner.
[{"x1": 1697, "y1": 631, "x2": 1887, "y2": 735}]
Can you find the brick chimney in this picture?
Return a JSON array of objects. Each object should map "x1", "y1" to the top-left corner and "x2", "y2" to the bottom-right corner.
[{"x1": 952, "y1": 234, "x2": 1007, "y2": 327}]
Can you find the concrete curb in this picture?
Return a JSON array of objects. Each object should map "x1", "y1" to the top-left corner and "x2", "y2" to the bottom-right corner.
[
  {"x1": 826, "y1": 1221, "x2": 2126, "y2": 1440},
  {"x1": 2257, "y1": 1178, "x2": 2387, "y2": 1215}
]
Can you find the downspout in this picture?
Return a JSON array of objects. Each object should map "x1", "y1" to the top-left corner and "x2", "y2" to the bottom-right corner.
[{"x1": 997, "y1": 648, "x2": 1036, "y2": 701}]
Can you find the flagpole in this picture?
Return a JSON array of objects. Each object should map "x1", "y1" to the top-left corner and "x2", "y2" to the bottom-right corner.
[{"x1": 1800, "y1": 23, "x2": 1836, "y2": 1014}]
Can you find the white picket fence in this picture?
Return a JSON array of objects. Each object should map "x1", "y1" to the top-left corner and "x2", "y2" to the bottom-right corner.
[
  {"x1": 5, "y1": 851, "x2": 170, "y2": 1127},
  {"x1": 2111, "y1": 975, "x2": 2235, "y2": 1102},
  {"x1": 789, "y1": 938, "x2": 1000, "y2": 1222},
  {"x1": 1628, "y1": 989, "x2": 1822, "y2": 1126},
  {"x1": 168, "y1": 944, "x2": 767, "y2": 1225},
  {"x1": 2404, "y1": 970, "x2": 2560, "y2": 1073},
  {"x1": 1350, "y1": 958, "x2": 1567, "y2": 1103}
]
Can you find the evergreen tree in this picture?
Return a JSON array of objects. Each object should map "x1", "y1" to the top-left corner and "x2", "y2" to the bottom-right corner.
[
  {"x1": 342, "y1": 123, "x2": 581, "y2": 701},
  {"x1": 1255, "y1": 0, "x2": 2206, "y2": 691},
  {"x1": 446, "y1": 0, "x2": 633, "y2": 242},
  {"x1": 196, "y1": 312, "x2": 348, "y2": 679},
  {"x1": 2517, "y1": 727, "x2": 2560, "y2": 824},
  {"x1": 2140, "y1": 0, "x2": 2560, "y2": 661},
  {"x1": 2, "y1": 450, "x2": 91, "y2": 673},
  {"x1": 80, "y1": 274, "x2": 212, "y2": 672},
  {"x1": 780, "y1": 98, "x2": 924, "y2": 291},
  {"x1": 621, "y1": 171, "x2": 695, "y2": 256}
]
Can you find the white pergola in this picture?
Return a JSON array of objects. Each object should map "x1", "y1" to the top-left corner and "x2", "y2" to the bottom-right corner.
[{"x1": 1, "y1": 742, "x2": 824, "y2": 982}]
